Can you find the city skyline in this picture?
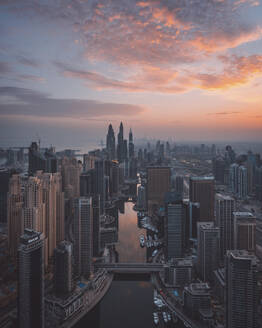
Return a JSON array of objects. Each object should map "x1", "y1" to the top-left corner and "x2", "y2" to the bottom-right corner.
[
  {"x1": 1, "y1": 122, "x2": 262, "y2": 327},
  {"x1": 1, "y1": 0, "x2": 262, "y2": 147}
]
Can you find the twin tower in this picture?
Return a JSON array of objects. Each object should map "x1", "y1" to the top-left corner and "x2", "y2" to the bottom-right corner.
[{"x1": 106, "y1": 122, "x2": 134, "y2": 162}]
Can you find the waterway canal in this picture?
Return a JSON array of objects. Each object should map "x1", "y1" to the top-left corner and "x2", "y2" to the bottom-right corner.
[{"x1": 75, "y1": 202, "x2": 184, "y2": 328}]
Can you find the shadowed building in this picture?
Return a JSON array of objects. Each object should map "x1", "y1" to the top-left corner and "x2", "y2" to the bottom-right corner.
[
  {"x1": 147, "y1": 166, "x2": 171, "y2": 214},
  {"x1": 8, "y1": 174, "x2": 23, "y2": 257},
  {"x1": 73, "y1": 197, "x2": 93, "y2": 278},
  {"x1": 18, "y1": 229, "x2": 44, "y2": 328},
  {"x1": 106, "y1": 124, "x2": 116, "y2": 160},
  {"x1": 197, "y1": 222, "x2": 220, "y2": 282},
  {"x1": 226, "y1": 250, "x2": 257, "y2": 328},
  {"x1": 54, "y1": 241, "x2": 73, "y2": 297},
  {"x1": 215, "y1": 194, "x2": 235, "y2": 259},
  {"x1": 233, "y1": 212, "x2": 256, "y2": 253},
  {"x1": 189, "y1": 177, "x2": 214, "y2": 221}
]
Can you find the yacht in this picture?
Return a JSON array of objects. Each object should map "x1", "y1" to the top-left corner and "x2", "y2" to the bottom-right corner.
[
  {"x1": 152, "y1": 249, "x2": 158, "y2": 257},
  {"x1": 153, "y1": 312, "x2": 159, "y2": 325},
  {"x1": 139, "y1": 234, "x2": 145, "y2": 247}
]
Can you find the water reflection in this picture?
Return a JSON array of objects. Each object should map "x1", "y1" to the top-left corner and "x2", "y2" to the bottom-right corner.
[
  {"x1": 116, "y1": 202, "x2": 147, "y2": 263},
  {"x1": 75, "y1": 202, "x2": 154, "y2": 328}
]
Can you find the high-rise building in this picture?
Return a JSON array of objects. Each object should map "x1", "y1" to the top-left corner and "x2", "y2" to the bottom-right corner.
[
  {"x1": 215, "y1": 194, "x2": 235, "y2": 259},
  {"x1": 83, "y1": 154, "x2": 97, "y2": 172},
  {"x1": 184, "y1": 201, "x2": 200, "y2": 246},
  {"x1": 111, "y1": 161, "x2": 120, "y2": 195},
  {"x1": 189, "y1": 177, "x2": 215, "y2": 221},
  {"x1": 147, "y1": 166, "x2": 171, "y2": 213},
  {"x1": 23, "y1": 176, "x2": 46, "y2": 235},
  {"x1": 128, "y1": 157, "x2": 137, "y2": 180},
  {"x1": 238, "y1": 165, "x2": 248, "y2": 199},
  {"x1": 92, "y1": 195, "x2": 101, "y2": 257},
  {"x1": 165, "y1": 192, "x2": 185, "y2": 260},
  {"x1": 229, "y1": 163, "x2": 238, "y2": 194},
  {"x1": 28, "y1": 142, "x2": 57, "y2": 176},
  {"x1": 8, "y1": 172, "x2": 64, "y2": 262},
  {"x1": 212, "y1": 156, "x2": 226, "y2": 185},
  {"x1": 0, "y1": 169, "x2": 13, "y2": 223},
  {"x1": 226, "y1": 250, "x2": 257, "y2": 328},
  {"x1": 229, "y1": 164, "x2": 248, "y2": 199},
  {"x1": 54, "y1": 240, "x2": 73, "y2": 297},
  {"x1": 106, "y1": 124, "x2": 116, "y2": 160},
  {"x1": 61, "y1": 157, "x2": 81, "y2": 199},
  {"x1": 36, "y1": 171, "x2": 64, "y2": 260},
  {"x1": 18, "y1": 229, "x2": 44, "y2": 328},
  {"x1": 255, "y1": 166, "x2": 262, "y2": 201},
  {"x1": 28, "y1": 142, "x2": 46, "y2": 176},
  {"x1": 73, "y1": 197, "x2": 93, "y2": 278},
  {"x1": 95, "y1": 160, "x2": 107, "y2": 214},
  {"x1": 128, "y1": 128, "x2": 134, "y2": 158},
  {"x1": 117, "y1": 122, "x2": 125, "y2": 163},
  {"x1": 183, "y1": 283, "x2": 212, "y2": 321},
  {"x1": 197, "y1": 222, "x2": 220, "y2": 282},
  {"x1": 80, "y1": 169, "x2": 96, "y2": 197},
  {"x1": 225, "y1": 145, "x2": 236, "y2": 164},
  {"x1": 233, "y1": 212, "x2": 256, "y2": 253},
  {"x1": 8, "y1": 174, "x2": 23, "y2": 257},
  {"x1": 174, "y1": 175, "x2": 184, "y2": 196}
]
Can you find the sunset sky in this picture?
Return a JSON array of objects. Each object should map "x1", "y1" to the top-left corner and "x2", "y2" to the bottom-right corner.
[{"x1": 1, "y1": 0, "x2": 262, "y2": 148}]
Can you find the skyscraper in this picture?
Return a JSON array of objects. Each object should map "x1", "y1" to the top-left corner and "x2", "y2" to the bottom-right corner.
[
  {"x1": 197, "y1": 222, "x2": 220, "y2": 282},
  {"x1": 229, "y1": 164, "x2": 248, "y2": 199},
  {"x1": 128, "y1": 128, "x2": 134, "y2": 158},
  {"x1": 215, "y1": 194, "x2": 235, "y2": 259},
  {"x1": 165, "y1": 192, "x2": 185, "y2": 260},
  {"x1": 36, "y1": 171, "x2": 64, "y2": 260},
  {"x1": 0, "y1": 169, "x2": 13, "y2": 223},
  {"x1": 174, "y1": 175, "x2": 184, "y2": 196},
  {"x1": 28, "y1": 142, "x2": 57, "y2": 176},
  {"x1": 238, "y1": 165, "x2": 248, "y2": 199},
  {"x1": 18, "y1": 229, "x2": 44, "y2": 328},
  {"x1": 92, "y1": 195, "x2": 101, "y2": 257},
  {"x1": 189, "y1": 177, "x2": 215, "y2": 221},
  {"x1": 117, "y1": 122, "x2": 127, "y2": 163},
  {"x1": 184, "y1": 201, "x2": 200, "y2": 245},
  {"x1": 73, "y1": 197, "x2": 93, "y2": 278},
  {"x1": 22, "y1": 176, "x2": 46, "y2": 236},
  {"x1": 95, "y1": 159, "x2": 107, "y2": 214},
  {"x1": 8, "y1": 174, "x2": 23, "y2": 257},
  {"x1": 255, "y1": 166, "x2": 262, "y2": 201},
  {"x1": 61, "y1": 157, "x2": 81, "y2": 199},
  {"x1": 147, "y1": 166, "x2": 171, "y2": 213},
  {"x1": 226, "y1": 250, "x2": 257, "y2": 328},
  {"x1": 54, "y1": 240, "x2": 73, "y2": 297},
  {"x1": 212, "y1": 156, "x2": 226, "y2": 185},
  {"x1": 106, "y1": 124, "x2": 116, "y2": 160},
  {"x1": 233, "y1": 212, "x2": 256, "y2": 253}
]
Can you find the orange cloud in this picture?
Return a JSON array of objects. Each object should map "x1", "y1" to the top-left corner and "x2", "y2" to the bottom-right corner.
[
  {"x1": 77, "y1": 0, "x2": 262, "y2": 69},
  {"x1": 195, "y1": 55, "x2": 262, "y2": 89},
  {"x1": 57, "y1": 54, "x2": 262, "y2": 94}
]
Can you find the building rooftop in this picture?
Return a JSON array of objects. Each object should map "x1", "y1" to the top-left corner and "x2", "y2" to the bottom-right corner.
[
  {"x1": 233, "y1": 211, "x2": 254, "y2": 218},
  {"x1": 174, "y1": 258, "x2": 193, "y2": 267},
  {"x1": 198, "y1": 222, "x2": 218, "y2": 230},
  {"x1": 186, "y1": 283, "x2": 210, "y2": 295},
  {"x1": 190, "y1": 176, "x2": 214, "y2": 181},
  {"x1": 227, "y1": 250, "x2": 257, "y2": 262},
  {"x1": 20, "y1": 229, "x2": 42, "y2": 245},
  {"x1": 216, "y1": 193, "x2": 234, "y2": 200}
]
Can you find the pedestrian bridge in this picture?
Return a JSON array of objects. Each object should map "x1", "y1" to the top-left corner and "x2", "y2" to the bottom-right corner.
[{"x1": 95, "y1": 262, "x2": 164, "y2": 274}]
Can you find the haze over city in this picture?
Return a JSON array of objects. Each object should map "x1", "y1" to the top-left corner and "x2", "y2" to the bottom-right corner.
[
  {"x1": 1, "y1": 0, "x2": 262, "y2": 148},
  {"x1": 1, "y1": 3, "x2": 262, "y2": 327}
]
